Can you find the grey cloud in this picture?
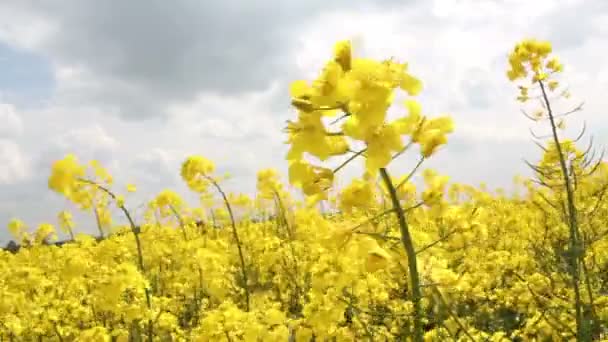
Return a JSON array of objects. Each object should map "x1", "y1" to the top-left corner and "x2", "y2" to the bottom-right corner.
[
  {"x1": 540, "y1": 0, "x2": 608, "y2": 50},
  {"x1": 0, "y1": 177, "x2": 65, "y2": 245},
  {"x1": 0, "y1": 139, "x2": 30, "y2": 185},
  {"x1": 129, "y1": 149, "x2": 180, "y2": 186},
  {"x1": 3, "y1": 0, "x2": 406, "y2": 120},
  {"x1": 0, "y1": 176, "x2": 118, "y2": 245},
  {"x1": 0, "y1": 104, "x2": 23, "y2": 138},
  {"x1": 460, "y1": 68, "x2": 495, "y2": 109},
  {"x1": 420, "y1": 137, "x2": 535, "y2": 190},
  {"x1": 33, "y1": 124, "x2": 119, "y2": 172}
]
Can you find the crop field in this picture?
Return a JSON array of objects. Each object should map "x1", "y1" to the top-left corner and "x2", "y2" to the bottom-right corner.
[{"x1": 1, "y1": 39, "x2": 607, "y2": 341}]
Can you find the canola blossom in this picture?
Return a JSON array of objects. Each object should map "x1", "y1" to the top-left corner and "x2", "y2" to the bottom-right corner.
[{"x1": 1, "y1": 39, "x2": 607, "y2": 341}]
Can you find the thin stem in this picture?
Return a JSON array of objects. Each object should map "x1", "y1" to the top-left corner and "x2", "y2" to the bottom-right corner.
[
  {"x1": 539, "y1": 80, "x2": 585, "y2": 340},
  {"x1": 415, "y1": 227, "x2": 461, "y2": 255},
  {"x1": 329, "y1": 113, "x2": 351, "y2": 125},
  {"x1": 168, "y1": 204, "x2": 188, "y2": 240},
  {"x1": 395, "y1": 156, "x2": 425, "y2": 192},
  {"x1": 312, "y1": 148, "x2": 368, "y2": 186},
  {"x1": 430, "y1": 285, "x2": 475, "y2": 341},
  {"x1": 91, "y1": 201, "x2": 105, "y2": 239},
  {"x1": 272, "y1": 190, "x2": 303, "y2": 307},
  {"x1": 379, "y1": 168, "x2": 423, "y2": 342},
  {"x1": 391, "y1": 140, "x2": 415, "y2": 162},
  {"x1": 78, "y1": 179, "x2": 145, "y2": 270},
  {"x1": 77, "y1": 178, "x2": 154, "y2": 341},
  {"x1": 334, "y1": 148, "x2": 367, "y2": 174},
  {"x1": 205, "y1": 176, "x2": 250, "y2": 312},
  {"x1": 52, "y1": 324, "x2": 64, "y2": 342},
  {"x1": 67, "y1": 227, "x2": 75, "y2": 242},
  {"x1": 272, "y1": 189, "x2": 293, "y2": 239},
  {"x1": 348, "y1": 208, "x2": 396, "y2": 233},
  {"x1": 580, "y1": 258, "x2": 597, "y2": 337},
  {"x1": 209, "y1": 208, "x2": 217, "y2": 228}
]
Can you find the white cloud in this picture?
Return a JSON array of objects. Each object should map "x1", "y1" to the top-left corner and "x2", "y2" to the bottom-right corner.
[
  {"x1": 166, "y1": 81, "x2": 285, "y2": 143},
  {"x1": 0, "y1": 140, "x2": 30, "y2": 184},
  {"x1": 53, "y1": 124, "x2": 119, "y2": 151},
  {"x1": 131, "y1": 148, "x2": 179, "y2": 184},
  {"x1": 0, "y1": 4, "x2": 57, "y2": 50},
  {"x1": 35, "y1": 123, "x2": 122, "y2": 176},
  {"x1": 0, "y1": 103, "x2": 23, "y2": 137}
]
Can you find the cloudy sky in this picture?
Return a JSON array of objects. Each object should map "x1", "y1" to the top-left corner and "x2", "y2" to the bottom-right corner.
[{"x1": 0, "y1": 0, "x2": 607, "y2": 243}]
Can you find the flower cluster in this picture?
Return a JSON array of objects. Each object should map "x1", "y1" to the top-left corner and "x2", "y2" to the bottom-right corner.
[{"x1": 286, "y1": 40, "x2": 453, "y2": 204}]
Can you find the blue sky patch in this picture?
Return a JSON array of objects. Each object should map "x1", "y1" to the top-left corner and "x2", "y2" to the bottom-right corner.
[{"x1": 0, "y1": 41, "x2": 55, "y2": 108}]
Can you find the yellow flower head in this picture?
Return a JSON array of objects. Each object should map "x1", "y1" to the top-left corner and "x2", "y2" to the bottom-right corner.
[
  {"x1": 339, "y1": 178, "x2": 376, "y2": 213},
  {"x1": 57, "y1": 211, "x2": 75, "y2": 234},
  {"x1": 181, "y1": 155, "x2": 216, "y2": 192},
  {"x1": 506, "y1": 39, "x2": 564, "y2": 102},
  {"x1": 155, "y1": 189, "x2": 183, "y2": 209},
  {"x1": 257, "y1": 168, "x2": 282, "y2": 198},
  {"x1": 333, "y1": 40, "x2": 352, "y2": 72},
  {"x1": 35, "y1": 223, "x2": 57, "y2": 244},
  {"x1": 48, "y1": 154, "x2": 86, "y2": 198},
  {"x1": 7, "y1": 218, "x2": 25, "y2": 239}
]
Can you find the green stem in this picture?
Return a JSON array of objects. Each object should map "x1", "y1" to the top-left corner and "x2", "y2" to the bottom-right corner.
[
  {"x1": 168, "y1": 204, "x2": 188, "y2": 240},
  {"x1": 77, "y1": 178, "x2": 154, "y2": 341},
  {"x1": 67, "y1": 227, "x2": 75, "y2": 242},
  {"x1": 539, "y1": 80, "x2": 585, "y2": 340},
  {"x1": 272, "y1": 190, "x2": 302, "y2": 308},
  {"x1": 334, "y1": 148, "x2": 367, "y2": 174},
  {"x1": 210, "y1": 209, "x2": 217, "y2": 228},
  {"x1": 395, "y1": 157, "x2": 425, "y2": 192},
  {"x1": 430, "y1": 285, "x2": 475, "y2": 341},
  {"x1": 205, "y1": 176, "x2": 250, "y2": 312},
  {"x1": 91, "y1": 201, "x2": 105, "y2": 239},
  {"x1": 52, "y1": 324, "x2": 64, "y2": 342},
  {"x1": 379, "y1": 168, "x2": 423, "y2": 342},
  {"x1": 314, "y1": 148, "x2": 368, "y2": 186},
  {"x1": 272, "y1": 190, "x2": 293, "y2": 239},
  {"x1": 348, "y1": 208, "x2": 396, "y2": 233}
]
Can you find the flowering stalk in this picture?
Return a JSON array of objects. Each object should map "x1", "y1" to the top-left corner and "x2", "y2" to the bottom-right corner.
[
  {"x1": 379, "y1": 168, "x2": 423, "y2": 342},
  {"x1": 506, "y1": 38, "x2": 590, "y2": 340},
  {"x1": 271, "y1": 189, "x2": 303, "y2": 312},
  {"x1": 91, "y1": 202, "x2": 105, "y2": 239},
  {"x1": 538, "y1": 80, "x2": 585, "y2": 339},
  {"x1": 204, "y1": 175, "x2": 250, "y2": 312},
  {"x1": 168, "y1": 204, "x2": 188, "y2": 240},
  {"x1": 77, "y1": 178, "x2": 154, "y2": 341},
  {"x1": 272, "y1": 189, "x2": 293, "y2": 239}
]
